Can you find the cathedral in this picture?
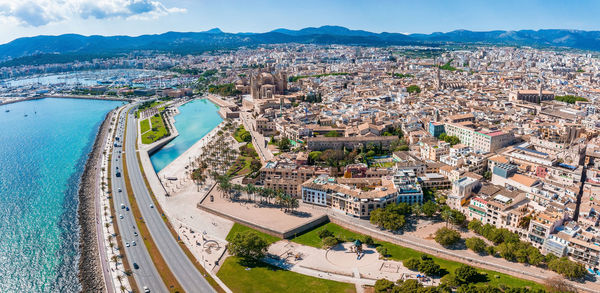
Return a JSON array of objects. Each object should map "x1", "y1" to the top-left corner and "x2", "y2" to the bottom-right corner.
[{"x1": 249, "y1": 68, "x2": 287, "y2": 100}]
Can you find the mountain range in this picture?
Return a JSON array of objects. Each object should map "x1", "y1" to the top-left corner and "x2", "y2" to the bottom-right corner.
[{"x1": 2, "y1": 25, "x2": 600, "y2": 66}]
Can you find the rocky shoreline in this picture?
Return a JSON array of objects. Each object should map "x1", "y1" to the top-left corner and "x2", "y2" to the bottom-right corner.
[{"x1": 77, "y1": 109, "x2": 113, "y2": 292}]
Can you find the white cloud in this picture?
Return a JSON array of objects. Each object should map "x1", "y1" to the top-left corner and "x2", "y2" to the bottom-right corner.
[{"x1": 0, "y1": 0, "x2": 185, "y2": 27}]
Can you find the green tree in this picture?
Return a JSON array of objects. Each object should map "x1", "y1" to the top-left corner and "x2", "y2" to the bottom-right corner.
[
  {"x1": 527, "y1": 247, "x2": 545, "y2": 266},
  {"x1": 240, "y1": 131, "x2": 252, "y2": 142},
  {"x1": 411, "y1": 203, "x2": 423, "y2": 217},
  {"x1": 250, "y1": 159, "x2": 262, "y2": 173},
  {"x1": 374, "y1": 279, "x2": 395, "y2": 293},
  {"x1": 434, "y1": 227, "x2": 461, "y2": 247},
  {"x1": 467, "y1": 219, "x2": 483, "y2": 234},
  {"x1": 403, "y1": 258, "x2": 421, "y2": 271},
  {"x1": 548, "y1": 257, "x2": 586, "y2": 279},
  {"x1": 324, "y1": 130, "x2": 341, "y2": 137},
  {"x1": 485, "y1": 245, "x2": 496, "y2": 257},
  {"x1": 322, "y1": 236, "x2": 339, "y2": 248},
  {"x1": 308, "y1": 151, "x2": 322, "y2": 163},
  {"x1": 317, "y1": 229, "x2": 334, "y2": 239},
  {"x1": 455, "y1": 265, "x2": 480, "y2": 284},
  {"x1": 376, "y1": 246, "x2": 389, "y2": 257},
  {"x1": 407, "y1": 85, "x2": 421, "y2": 94},
  {"x1": 370, "y1": 208, "x2": 406, "y2": 231},
  {"x1": 363, "y1": 235, "x2": 375, "y2": 246},
  {"x1": 465, "y1": 237, "x2": 487, "y2": 254},
  {"x1": 422, "y1": 200, "x2": 438, "y2": 217},
  {"x1": 277, "y1": 137, "x2": 292, "y2": 152},
  {"x1": 227, "y1": 231, "x2": 269, "y2": 261},
  {"x1": 496, "y1": 242, "x2": 516, "y2": 261},
  {"x1": 397, "y1": 279, "x2": 424, "y2": 292},
  {"x1": 483, "y1": 171, "x2": 492, "y2": 180},
  {"x1": 418, "y1": 259, "x2": 441, "y2": 276}
]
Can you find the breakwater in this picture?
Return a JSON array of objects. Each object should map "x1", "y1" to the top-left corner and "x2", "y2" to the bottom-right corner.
[{"x1": 77, "y1": 109, "x2": 113, "y2": 292}]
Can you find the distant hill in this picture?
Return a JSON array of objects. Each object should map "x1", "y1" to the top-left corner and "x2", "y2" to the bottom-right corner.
[{"x1": 2, "y1": 26, "x2": 600, "y2": 66}]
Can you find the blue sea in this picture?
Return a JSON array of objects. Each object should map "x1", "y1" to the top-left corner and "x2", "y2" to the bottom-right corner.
[
  {"x1": 150, "y1": 99, "x2": 222, "y2": 172},
  {"x1": 0, "y1": 98, "x2": 122, "y2": 292}
]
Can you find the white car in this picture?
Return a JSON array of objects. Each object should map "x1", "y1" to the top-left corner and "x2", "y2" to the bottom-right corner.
[
  {"x1": 143, "y1": 286, "x2": 150, "y2": 293},
  {"x1": 132, "y1": 241, "x2": 136, "y2": 246},
  {"x1": 119, "y1": 214, "x2": 123, "y2": 219},
  {"x1": 149, "y1": 204, "x2": 154, "y2": 208},
  {"x1": 125, "y1": 242, "x2": 130, "y2": 247}
]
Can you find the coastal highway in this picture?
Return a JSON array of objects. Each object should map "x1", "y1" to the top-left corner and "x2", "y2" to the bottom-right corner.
[
  {"x1": 124, "y1": 108, "x2": 216, "y2": 292},
  {"x1": 110, "y1": 105, "x2": 168, "y2": 293}
]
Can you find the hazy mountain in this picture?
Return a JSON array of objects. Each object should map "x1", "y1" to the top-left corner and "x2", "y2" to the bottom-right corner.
[
  {"x1": 272, "y1": 25, "x2": 378, "y2": 37},
  {"x1": 1, "y1": 26, "x2": 600, "y2": 66}
]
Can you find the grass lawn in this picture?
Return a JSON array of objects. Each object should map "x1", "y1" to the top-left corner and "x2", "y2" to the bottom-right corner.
[
  {"x1": 217, "y1": 256, "x2": 356, "y2": 293},
  {"x1": 233, "y1": 125, "x2": 249, "y2": 143},
  {"x1": 142, "y1": 114, "x2": 169, "y2": 144},
  {"x1": 227, "y1": 143, "x2": 260, "y2": 176},
  {"x1": 291, "y1": 223, "x2": 543, "y2": 290},
  {"x1": 140, "y1": 118, "x2": 150, "y2": 134},
  {"x1": 226, "y1": 223, "x2": 281, "y2": 245},
  {"x1": 226, "y1": 156, "x2": 252, "y2": 176},
  {"x1": 135, "y1": 100, "x2": 163, "y2": 117}
]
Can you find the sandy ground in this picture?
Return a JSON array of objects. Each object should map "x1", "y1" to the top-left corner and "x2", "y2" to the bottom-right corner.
[
  {"x1": 267, "y1": 241, "x2": 439, "y2": 291},
  {"x1": 200, "y1": 186, "x2": 327, "y2": 234}
]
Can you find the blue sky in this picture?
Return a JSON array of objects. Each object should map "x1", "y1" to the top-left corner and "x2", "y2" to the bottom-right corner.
[{"x1": 0, "y1": 0, "x2": 599, "y2": 44}]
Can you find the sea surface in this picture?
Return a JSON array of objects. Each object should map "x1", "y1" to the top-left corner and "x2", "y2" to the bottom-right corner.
[
  {"x1": 150, "y1": 99, "x2": 222, "y2": 172},
  {"x1": 0, "y1": 98, "x2": 122, "y2": 292}
]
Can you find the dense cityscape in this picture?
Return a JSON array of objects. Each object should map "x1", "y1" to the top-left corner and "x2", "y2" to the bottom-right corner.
[
  {"x1": 4, "y1": 1, "x2": 600, "y2": 293},
  {"x1": 2, "y1": 42, "x2": 600, "y2": 293}
]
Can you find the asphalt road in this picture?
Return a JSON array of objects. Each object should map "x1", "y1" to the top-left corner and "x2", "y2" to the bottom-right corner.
[
  {"x1": 124, "y1": 109, "x2": 216, "y2": 293},
  {"x1": 110, "y1": 105, "x2": 168, "y2": 293}
]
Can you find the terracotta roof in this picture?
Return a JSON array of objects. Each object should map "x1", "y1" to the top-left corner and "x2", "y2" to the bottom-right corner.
[{"x1": 510, "y1": 174, "x2": 539, "y2": 187}]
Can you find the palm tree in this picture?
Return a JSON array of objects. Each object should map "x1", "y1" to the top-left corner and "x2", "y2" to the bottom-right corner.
[
  {"x1": 275, "y1": 191, "x2": 285, "y2": 210},
  {"x1": 246, "y1": 183, "x2": 255, "y2": 202},
  {"x1": 260, "y1": 188, "x2": 269, "y2": 204},
  {"x1": 289, "y1": 197, "x2": 299, "y2": 213},
  {"x1": 267, "y1": 188, "x2": 276, "y2": 204},
  {"x1": 441, "y1": 209, "x2": 453, "y2": 228},
  {"x1": 111, "y1": 255, "x2": 119, "y2": 269},
  {"x1": 411, "y1": 203, "x2": 422, "y2": 217},
  {"x1": 116, "y1": 274, "x2": 123, "y2": 287},
  {"x1": 232, "y1": 184, "x2": 243, "y2": 200}
]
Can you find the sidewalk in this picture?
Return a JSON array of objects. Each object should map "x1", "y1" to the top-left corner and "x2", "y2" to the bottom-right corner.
[
  {"x1": 135, "y1": 102, "x2": 233, "y2": 293},
  {"x1": 97, "y1": 106, "x2": 132, "y2": 293},
  {"x1": 305, "y1": 204, "x2": 600, "y2": 293}
]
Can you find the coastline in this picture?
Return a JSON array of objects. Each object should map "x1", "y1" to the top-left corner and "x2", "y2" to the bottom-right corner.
[
  {"x1": 77, "y1": 109, "x2": 114, "y2": 292},
  {"x1": 0, "y1": 95, "x2": 132, "y2": 106}
]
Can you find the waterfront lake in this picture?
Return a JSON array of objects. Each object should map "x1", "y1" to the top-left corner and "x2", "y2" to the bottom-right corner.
[
  {"x1": 150, "y1": 99, "x2": 222, "y2": 172},
  {"x1": 0, "y1": 98, "x2": 122, "y2": 292}
]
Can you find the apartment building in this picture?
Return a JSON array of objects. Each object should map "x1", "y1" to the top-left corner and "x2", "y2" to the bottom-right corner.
[
  {"x1": 307, "y1": 136, "x2": 398, "y2": 151},
  {"x1": 420, "y1": 141, "x2": 450, "y2": 161},
  {"x1": 393, "y1": 151, "x2": 427, "y2": 175},
  {"x1": 528, "y1": 211, "x2": 565, "y2": 248},
  {"x1": 300, "y1": 171, "x2": 423, "y2": 218},
  {"x1": 444, "y1": 122, "x2": 513, "y2": 153},
  {"x1": 259, "y1": 160, "x2": 329, "y2": 196}
]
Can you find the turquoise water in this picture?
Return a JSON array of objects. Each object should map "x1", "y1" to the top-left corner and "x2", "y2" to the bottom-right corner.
[
  {"x1": 0, "y1": 98, "x2": 122, "y2": 292},
  {"x1": 150, "y1": 99, "x2": 222, "y2": 172}
]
